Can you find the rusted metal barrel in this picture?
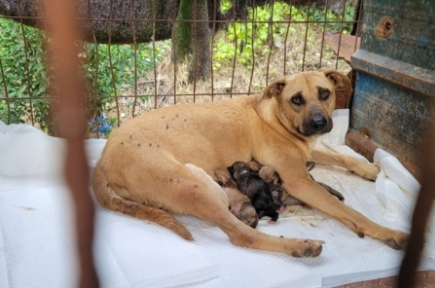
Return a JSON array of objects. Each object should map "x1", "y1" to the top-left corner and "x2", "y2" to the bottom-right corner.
[{"x1": 348, "y1": 0, "x2": 435, "y2": 175}]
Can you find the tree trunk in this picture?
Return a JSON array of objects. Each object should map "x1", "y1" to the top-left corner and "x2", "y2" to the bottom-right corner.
[
  {"x1": 172, "y1": 0, "x2": 210, "y2": 81},
  {"x1": 171, "y1": 0, "x2": 193, "y2": 63},
  {"x1": 0, "y1": 0, "x2": 177, "y2": 44}
]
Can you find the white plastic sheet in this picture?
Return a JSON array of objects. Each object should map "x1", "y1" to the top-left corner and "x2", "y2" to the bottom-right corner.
[{"x1": 0, "y1": 110, "x2": 434, "y2": 288}]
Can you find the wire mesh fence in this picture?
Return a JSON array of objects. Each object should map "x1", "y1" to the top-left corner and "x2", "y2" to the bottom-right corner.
[{"x1": 0, "y1": 0, "x2": 363, "y2": 138}]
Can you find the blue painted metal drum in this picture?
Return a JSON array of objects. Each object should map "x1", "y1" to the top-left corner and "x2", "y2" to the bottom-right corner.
[{"x1": 350, "y1": 0, "x2": 435, "y2": 169}]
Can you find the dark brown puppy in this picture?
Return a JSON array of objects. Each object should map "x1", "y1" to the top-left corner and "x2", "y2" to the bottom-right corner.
[{"x1": 228, "y1": 161, "x2": 279, "y2": 222}]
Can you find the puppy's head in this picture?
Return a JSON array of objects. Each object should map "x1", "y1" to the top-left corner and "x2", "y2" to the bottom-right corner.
[
  {"x1": 247, "y1": 160, "x2": 262, "y2": 173},
  {"x1": 261, "y1": 70, "x2": 351, "y2": 137},
  {"x1": 258, "y1": 165, "x2": 280, "y2": 184},
  {"x1": 228, "y1": 161, "x2": 252, "y2": 180},
  {"x1": 215, "y1": 168, "x2": 237, "y2": 188},
  {"x1": 238, "y1": 203, "x2": 259, "y2": 228}
]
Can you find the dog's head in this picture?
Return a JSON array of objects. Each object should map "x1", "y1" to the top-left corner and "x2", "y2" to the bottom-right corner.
[{"x1": 261, "y1": 70, "x2": 351, "y2": 137}]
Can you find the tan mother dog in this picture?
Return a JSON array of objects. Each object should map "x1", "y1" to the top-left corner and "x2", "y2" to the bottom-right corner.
[{"x1": 92, "y1": 70, "x2": 408, "y2": 257}]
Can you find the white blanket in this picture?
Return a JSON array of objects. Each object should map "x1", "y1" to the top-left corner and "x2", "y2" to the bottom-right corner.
[{"x1": 0, "y1": 110, "x2": 434, "y2": 288}]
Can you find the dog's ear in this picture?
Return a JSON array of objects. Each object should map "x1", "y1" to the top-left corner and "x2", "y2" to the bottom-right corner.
[
  {"x1": 321, "y1": 69, "x2": 352, "y2": 97},
  {"x1": 262, "y1": 78, "x2": 287, "y2": 100}
]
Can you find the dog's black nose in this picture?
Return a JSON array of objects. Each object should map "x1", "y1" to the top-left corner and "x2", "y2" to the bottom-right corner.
[{"x1": 311, "y1": 114, "x2": 327, "y2": 131}]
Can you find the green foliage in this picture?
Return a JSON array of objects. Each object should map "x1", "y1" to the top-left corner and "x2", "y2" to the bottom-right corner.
[
  {"x1": 214, "y1": 1, "x2": 356, "y2": 69},
  {"x1": 214, "y1": 2, "x2": 289, "y2": 69},
  {"x1": 0, "y1": 17, "x2": 169, "y2": 135},
  {"x1": 0, "y1": 18, "x2": 50, "y2": 130},
  {"x1": 220, "y1": 0, "x2": 233, "y2": 13},
  {"x1": 300, "y1": 2, "x2": 355, "y2": 34},
  {"x1": 83, "y1": 41, "x2": 167, "y2": 114}
]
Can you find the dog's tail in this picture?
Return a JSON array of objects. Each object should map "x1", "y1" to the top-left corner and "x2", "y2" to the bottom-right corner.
[{"x1": 92, "y1": 161, "x2": 193, "y2": 240}]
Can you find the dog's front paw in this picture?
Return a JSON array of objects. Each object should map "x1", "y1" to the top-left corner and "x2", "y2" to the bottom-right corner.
[
  {"x1": 350, "y1": 163, "x2": 380, "y2": 181},
  {"x1": 288, "y1": 239, "x2": 324, "y2": 257}
]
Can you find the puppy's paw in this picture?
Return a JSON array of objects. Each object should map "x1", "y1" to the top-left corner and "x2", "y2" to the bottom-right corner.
[{"x1": 288, "y1": 239, "x2": 324, "y2": 257}]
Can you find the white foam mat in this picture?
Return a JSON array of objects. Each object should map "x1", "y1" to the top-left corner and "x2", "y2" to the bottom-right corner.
[{"x1": 0, "y1": 110, "x2": 434, "y2": 288}]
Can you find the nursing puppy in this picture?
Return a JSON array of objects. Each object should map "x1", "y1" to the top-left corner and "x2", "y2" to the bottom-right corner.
[
  {"x1": 215, "y1": 169, "x2": 259, "y2": 228},
  {"x1": 228, "y1": 161, "x2": 279, "y2": 223},
  {"x1": 185, "y1": 163, "x2": 258, "y2": 228},
  {"x1": 93, "y1": 70, "x2": 408, "y2": 258}
]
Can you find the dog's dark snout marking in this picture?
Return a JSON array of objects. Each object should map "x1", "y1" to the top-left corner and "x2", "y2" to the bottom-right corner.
[
  {"x1": 166, "y1": 124, "x2": 169, "y2": 129},
  {"x1": 311, "y1": 113, "x2": 327, "y2": 131}
]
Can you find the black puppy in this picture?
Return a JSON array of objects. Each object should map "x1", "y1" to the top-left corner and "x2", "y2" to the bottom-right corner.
[{"x1": 228, "y1": 161, "x2": 279, "y2": 223}]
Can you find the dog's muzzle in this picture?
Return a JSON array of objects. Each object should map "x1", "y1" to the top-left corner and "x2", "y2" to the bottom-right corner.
[{"x1": 301, "y1": 111, "x2": 333, "y2": 136}]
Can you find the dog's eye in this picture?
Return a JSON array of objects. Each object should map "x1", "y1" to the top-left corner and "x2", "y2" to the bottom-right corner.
[
  {"x1": 291, "y1": 94, "x2": 304, "y2": 106},
  {"x1": 319, "y1": 89, "x2": 330, "y2": 100}
]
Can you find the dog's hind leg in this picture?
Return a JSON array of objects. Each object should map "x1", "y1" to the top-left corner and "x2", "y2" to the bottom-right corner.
[{"x1": 92, "y1": 161, "x2": 193, "y2": 240}]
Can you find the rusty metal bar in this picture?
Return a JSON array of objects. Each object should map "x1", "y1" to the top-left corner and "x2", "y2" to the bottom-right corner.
[
  {"x1": 265, "y1": 0, "x2": 275, "y2": 86},
  {"x1": 282, "y1": 0, "x2": 293, "y2": 76},
  {"x1": 16, "y1": 0, "x2": 35, "y2": 126},
  {"x1": 0, "y1": 51, "x2": 11, "y2": 124},
  {"x1": 248, "y1": 0, "x2": 257, "y2": 94},
  {"x1": 131, "y1": 0, "x2": 139, "y2": 118},
  {"x1": 151, "y1": 0, "x2": 158, "y2": 108},
  {"x1": 334, "y1": 0, "x2": 348, "y2": 70},
  {"x1": 171, "y1": 0, "x2": 178, "y2": 107},
  {"x1": 86, "y1": 0, "x2": 101, "y2": 138},
  {"x1": 318, "y1": 0, "x2": 329, "y2": 68},
  {"x1": 41, "y1": 0, "x2": 99, "y2": 286},
  {"x1": 192, "y1": 0, "x2": 198, "y2": 103},
  {"x1": 107, "y1": 0, "x2": 120, "y2": 127},
  {"x1": 229, "y1": 0, "x2": 238, "y2": 98},
  {"x1": 301, "y1": 0, "x2": 312, "y2": 72},
  {"x1": 0, "y1": 14, "x2": 361, "y2": 25},
  {"x1": 3, "y1": 88, "x2": 352, "y2": 102}
]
